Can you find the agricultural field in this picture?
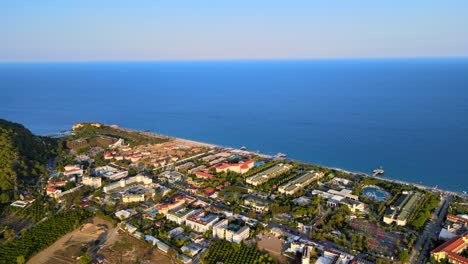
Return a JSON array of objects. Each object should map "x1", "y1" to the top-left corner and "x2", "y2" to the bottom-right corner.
[
  {"x1": 0, "y1": 199, "x2": 56, "y2": 239},
  {"x1": 0, "y1": 208, "x2": 92, "y2": 263},
  {"x1": 27, "y1": 216, "x2": 115, "y2": 264},
  {"x1": 202, "y1": 239, "x2": 275, "y2": 264},
  {"x1": 12, "y1": 200, "x2": 55, "y2": 223}
]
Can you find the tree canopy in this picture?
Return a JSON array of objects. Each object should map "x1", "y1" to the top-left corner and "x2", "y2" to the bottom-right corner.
[{"x1": 0, "y1": 119, "x2": 57, "y2": 203}]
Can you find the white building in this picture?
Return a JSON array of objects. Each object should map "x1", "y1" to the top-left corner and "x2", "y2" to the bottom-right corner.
[
  {"x1": 160, "y1": 171, "x2": 184, "y2": 183},
  {"x1": 212, "y1": 219, "x2": 250, "y2": 243},
  {"x1": 383, "y1": 191, "x2": 423, "y2": 226},
  {"x1": 244, "y1": 196, "x2": 270, "y2": 213},
  {"x1": 181, "y1": 243, "x2": 202, "y2": 257},
  {"x1": 278, "y1": 171, "x2": 324, "y2": 195},
  {"x1": 168, "y1": 227, "x2": 185, "y2": 238},
  {"x1": 124, "y1": 223, "x2": 137, "y2": 234},
  {"x1": 63, "y1": 164, "x2": 83, "y2": 177},
  {"x1": 185, "y1": 211, "x2": 219, "y2": 233},
  {"x1": 122, "y1": 193, "x2": 145, "y2": 203},
  {"x1": 156, "y1": 241, "x2": 170, "y2": 253},
  {"x1": 302, "y1": 246, "x2": 311, "y2": 264},
  {"x1": 103, "y1": 174, "x2": 152, "y2": 193},
  {"x1": 331, "y1": 177, "x2": 352, "y2": 186},
  {"x1": 94, "y1": 165, "x2": 128, "y2": 180},
  {"x1": 311, "y1": 189, "x2": 365, "y2": 213},
  {"x1": 166, "y1": 207, "x2": 197, "y2": 225},
  {"x1": 115, "y1": 209, "x2": 132, "y2": 220},
  {"x1": 246, "y1": 163, "x2": 293, "y2": 186},
  {"x1": 82, "y1": 176, "x2": 102, "y2": 188},
  {"x1": 109, "y1": 138, "x2": 125, "y2": 148}
]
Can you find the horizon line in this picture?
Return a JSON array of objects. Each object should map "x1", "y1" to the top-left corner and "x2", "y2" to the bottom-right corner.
[{"x1": 1, "y1": 55, "x2": 468, "y2": 64}]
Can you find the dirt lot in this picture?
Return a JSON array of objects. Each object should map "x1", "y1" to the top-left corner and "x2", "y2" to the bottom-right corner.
[
  {"x1": 257, "y1": 233, "x2": 289, "y2": 264},
  {"x1": 97, "y1": 231, "x2": 173, "y2": 264},
  {"x1": 27, "y1": 216, "x2": 116, "y2": 264}
]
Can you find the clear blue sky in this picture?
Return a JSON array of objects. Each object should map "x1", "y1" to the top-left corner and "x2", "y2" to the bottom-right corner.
[{"x1": 1, "y1": 1, "x2": 468, "y2": 62}]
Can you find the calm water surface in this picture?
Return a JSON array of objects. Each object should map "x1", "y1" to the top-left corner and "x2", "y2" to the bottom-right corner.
[{"x1": 1, "y1": 59, "x2": 467, "y2": 192}]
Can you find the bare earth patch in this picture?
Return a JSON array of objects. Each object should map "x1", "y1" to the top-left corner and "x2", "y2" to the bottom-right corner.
[
  {"x1": 257, "y1": 234, "x2": 289, "y2": 264},
  {"x1": 97, "y1": 231, "x2": 172, "y2": 264},
  {"x1": 27, "y1": 216, "x2": 115, "y2": 264}
]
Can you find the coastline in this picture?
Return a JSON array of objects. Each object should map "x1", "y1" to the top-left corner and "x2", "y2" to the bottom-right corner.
[
  {"x1": 171, "y1": 137, "x2": 464, "y2": 197},
  {"x1": 55, "y1": 124, "x2": 465, "y2": 197}
]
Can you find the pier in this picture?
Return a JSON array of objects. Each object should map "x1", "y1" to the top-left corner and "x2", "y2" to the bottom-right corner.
[{"x1": 372, "y1": 169, "x2": 384, "y2": 177}]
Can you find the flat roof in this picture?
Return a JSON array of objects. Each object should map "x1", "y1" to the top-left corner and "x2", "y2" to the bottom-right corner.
[{"x1": 247, "y1": 163, "x2": 292, "y2": 184}]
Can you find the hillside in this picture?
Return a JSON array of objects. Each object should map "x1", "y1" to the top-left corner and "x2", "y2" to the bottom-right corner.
[
  {"x1": 69, "y1": 122, "x2": 170, "y2": 147},
  {"x1": 0, "y1": 119, "x2": 57, "y2": 203}
]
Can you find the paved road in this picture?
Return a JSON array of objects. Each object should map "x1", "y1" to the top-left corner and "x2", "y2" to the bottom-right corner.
[
  {"x1": 408, "y1": 195, "x2": 451, "y2": 264},
  {"x1": 415, "y1": 195, "x2": 451, "y2": 264}
]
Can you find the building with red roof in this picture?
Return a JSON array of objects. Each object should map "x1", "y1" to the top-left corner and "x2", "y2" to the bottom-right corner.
[
  {"x1": 46, "y1": 181, "x2": 68, "y2": 197},
  {"x1": 448, "y1": 214, "x2": 468, "y2": 225},
  {"x1": 104, "y1": 152, "x2": 114, "y2": 160},
  {"x1": 204, "y1": 188, "x2": 215, "y2": 196},
  {"x1": 53, "y1": 181, "x2": 67, "y2": 187},
  {"x1": 195, "y1": 171, "x2": 215, "y2": 179},
  {"x1": 211, "y1": 160, "x2": 255, "y2": 174},
  {"x1": 185, "y1": 211, "x2": 219, "y2": 233},
  {"x1": 64, "y1": 168, "x2": 83, "y2": 177},
  {"x1": 46, "y1": 187, "x2": 61, "y2": 197},
  {"x1": 431, "y1": 234, "x2": 468, "y2": 263},
  {"x1": 157, "y1": 196, "x2": 194, "y2": 215}
]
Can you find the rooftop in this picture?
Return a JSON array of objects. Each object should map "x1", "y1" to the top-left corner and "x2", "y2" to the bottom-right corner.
[{"x1": 431, "y1": 234, "x2": 468, "y2": 263}]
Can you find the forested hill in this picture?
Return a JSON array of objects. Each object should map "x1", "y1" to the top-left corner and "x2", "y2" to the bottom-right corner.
[{"x1": 0, "y1": 119, "x2": 57, "y2": 203}]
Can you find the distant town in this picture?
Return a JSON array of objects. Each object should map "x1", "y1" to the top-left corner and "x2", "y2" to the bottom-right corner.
[{"x1": 0, "y1": 121, "x2": 467, "y2": 264}]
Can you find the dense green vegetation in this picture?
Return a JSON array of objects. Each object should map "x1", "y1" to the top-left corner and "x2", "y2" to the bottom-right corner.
[
  {"x1": 270, "y1": 203, "x2": 291, "y2": 215},
  {"x1": 311, "y1": 205, "x2": 351, "y2": 241},
  {"x1": 9, "y1": 198, "x2": 56, "y2": 223},
  {"x1": 70, "y1": 123, "x2": 169, "y2": 146},
  {"x1": 409, "y1": 192, "x2": 439, "y2": 230},
  {"x1": 0, "y1": 119, "x2": 57, "y2": 204},
  {"x1": 257, "y1": 170, "x2": 299, "y2": 193},
  {"x1": 449, "y1": 196, "x2": 468, "y2": 215},
  {"x1": 201, "y1": 239, "x2": 275, "y2": 264},
  {"x1": 0, "y1": 208, "x2": 92, "y2": 263}
]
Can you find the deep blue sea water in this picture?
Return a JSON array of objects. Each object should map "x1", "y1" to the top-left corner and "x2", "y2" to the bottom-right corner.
[{"x1": 1, "y1": 59, "x2": 467, "y2": 192}]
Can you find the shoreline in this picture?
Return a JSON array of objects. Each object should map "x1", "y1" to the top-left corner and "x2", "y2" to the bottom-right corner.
[
  {"x1": 169, "y1": 137, "x2": 465, "y2": 197},
  {"x1": 52, "y1": 124, "x2": 466, "y2": 197}
]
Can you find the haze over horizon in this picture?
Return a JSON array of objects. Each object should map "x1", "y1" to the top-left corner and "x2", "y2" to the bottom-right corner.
[{"x1": 2, "y1": 1, "x2": 468, "y2": 62}]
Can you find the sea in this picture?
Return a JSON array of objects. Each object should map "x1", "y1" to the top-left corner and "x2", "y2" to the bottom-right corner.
[{"x1": 1, "y1": 59, "x2": 467, "y2": 192}]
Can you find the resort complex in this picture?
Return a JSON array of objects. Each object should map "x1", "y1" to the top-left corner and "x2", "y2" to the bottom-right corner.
[
  {"x1": 278, "y1": 170, "x2": 324, "y2": 195},
  {"x1": 383, "y1": 191, "x2": 423, "y2": 226},
  {"x1": 311, "y1": 188, "x2": 366, "y2": 213},
  {"x1": 246, "y1": 163, "x2": 293, "y2": 186},
  {"x1": 0, "y1": 121, "x2": 463, "y2": 264}
]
